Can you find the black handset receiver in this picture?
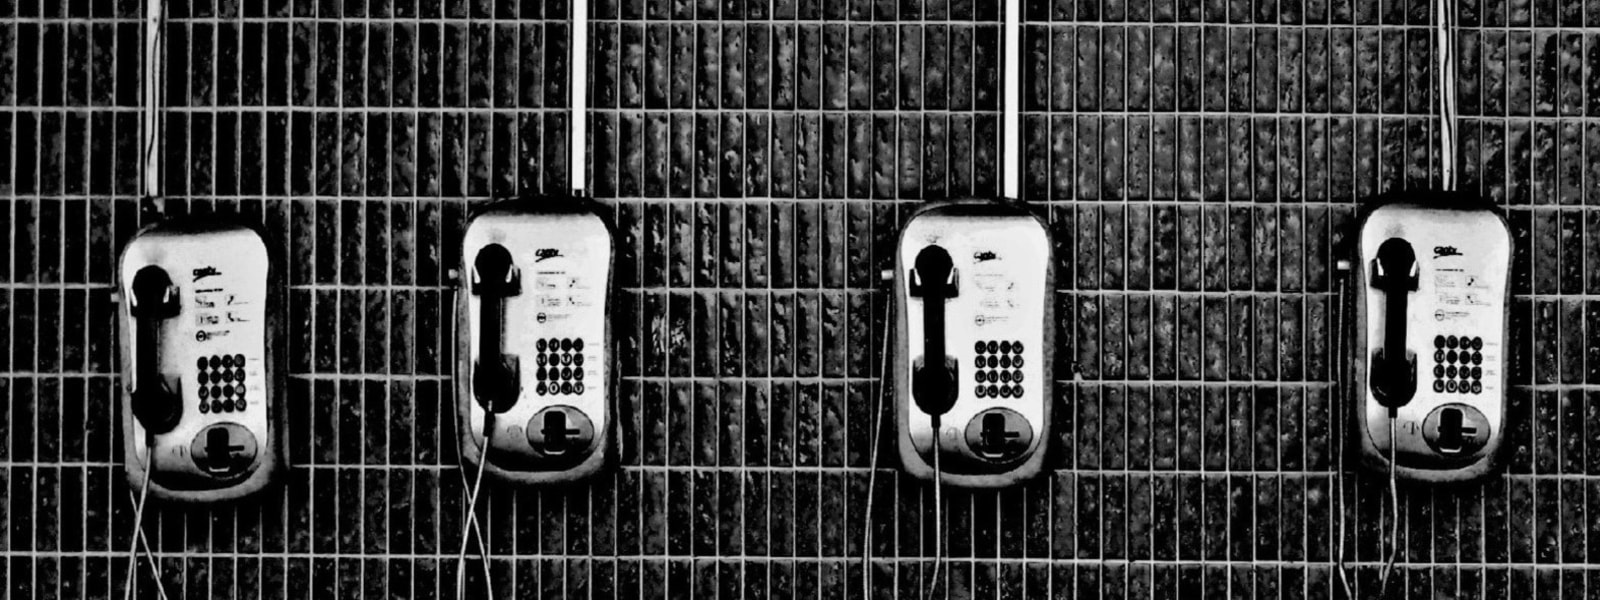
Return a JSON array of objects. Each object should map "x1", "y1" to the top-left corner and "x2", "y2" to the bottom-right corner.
[
  {"x1": 1369, "y1": 238, "x2": 1419, "y2": 410},
  {"x1": 910, "y1": 245, "x2": 959, "y2": 417},
  {"x1": 128, "y1": 265, "x2": 183, "y2": 434},
  {"x1": 472, "y1": 244, "x2": 522, "y2": 414}
]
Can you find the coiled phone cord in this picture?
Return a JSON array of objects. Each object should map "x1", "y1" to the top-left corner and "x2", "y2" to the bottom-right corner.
[
  {"x1": 453, "y1": 411, "x2": 496, "y2": 600},
  {"x1": 123, "y1": 436, "x2": 170, "y2": 600}
]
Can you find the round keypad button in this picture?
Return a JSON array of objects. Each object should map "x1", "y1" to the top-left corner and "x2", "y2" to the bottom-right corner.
[
  {"x1": 536, "y1": 354, "x2": 548, "y2": 366},
  {"x1": 1445, "y1": 365, "x2": 1457, "y2": 379},
  {"x1": 235, "y1": 399, "x2": 247, "y2": 411},
  {"x1": 211, "y1": 385, "x2": 222, "y2": 399},
  {"x1": 211, "y1": 400, "x2": 225, "y2": 413},
  {"x1": 197, "y1": 357, "x2": 209, "y2": 369},
  {"x1": 1434, "y1": 335, "x2": 1446, "y2": 348},
  {"x1": 1434, "y1": 350, "x2": 1445, "y2": 363},
  {"x1": 199, "y1": 401, "x2": 210, "y2": 414},
  {"x1": 1470, "y1": 381, "x2": 1482, "y2": 394},
  {"x1": 974, "y1": 386, "x2": 987, "y2": 398},
  {"x1": 574, "y1": 383, "x2": 585, "y2": 394},
  {"x1": 536, "y1": 383, "x2": 548, "y2": 395},
  {"x1": 987, "y1": 341, "x2": 999, "y2": 354},
  {"x1": 1446, "y1": 335, "x2": 1459, "y2": 349},
  {"x1": 536, "y1": 338, "x2": 548, "y2": 351},
  {"x1": 209, "y1": 356, "x2": 222, "y2": 369},
  {"x1": 1433, "y1": 365, "x2": 1445, "y2": 378},
  {"x1": 1000, "y1": 341, "x2": 1013, "y2": 354},
  {"x1": 975, "y1": 341, "x2": 987, "y2": 354},
  {"x1": 1445, "y1": 380, "x2": 1457, "y2": 393},
  {"x1": 1433, "y1": 380, "x2": 1445, "y2": 393},
  {"x1": 222, "y1": 355, "x2": 235, "y2": 368},
  {"x1": 561, "y1": 338, "x2": 574, "y2": 352},
  {"x1": 575, "y1": 354, "x2": 585, "y2": 366}
]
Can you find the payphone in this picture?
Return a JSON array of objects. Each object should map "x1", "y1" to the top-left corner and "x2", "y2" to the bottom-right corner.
[
  {"x1": 892, "y1": 203, "x2": 1054, "y2": 488},
  {"x1": 1350, "y1": 194, "x2": 1510, "y2": 482},
  {"x1": 454, "y1": 203, "x2": 616, "y2": 484},
  {"x1": 116, "y1": 220, "x2": 284, "y2": 502}
]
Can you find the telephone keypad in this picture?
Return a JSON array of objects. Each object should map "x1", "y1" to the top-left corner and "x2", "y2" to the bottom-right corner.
[
  {"x1": 973, "y1": 339, "x2": 1025, "y2": 400},
  {"x1": 534, "y1": 337, "x2": 589, "y2": 396},
  {"x1": 1432, "y1": 335, "x2": 1484, "y2": 395},
  {"x1": 196, "y1": 354, "x2": 250, "y2": 413}
]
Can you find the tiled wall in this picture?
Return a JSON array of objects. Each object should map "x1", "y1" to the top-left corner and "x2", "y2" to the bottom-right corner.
[{"x1": 3, "y1": 0, "x2": 1599, "y2": 598}]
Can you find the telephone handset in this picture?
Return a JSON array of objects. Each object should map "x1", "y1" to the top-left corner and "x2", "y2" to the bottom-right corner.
[
  {"x1": 471, "y1": 244, "x2": 521, "y2": 414},
  {"x1": 910, "y1": 245, "x2": 959, "y2": 419},
  {"x1": 117, "y1": 220, "x2": 283, "y2": 502},
  {"x1": 894, "y1": 201, "x2": 1054, "y2": 488},
  {"x1": 1350, "y1": 194, "x2": 1511, "y2": 482},
  {"x1": 129, "y1": 266, "x2": 183, "y2": 435},
  {"x1": 1369, "y1": 238, "x2": 1419, "y2": 410},
  {"x1": 455, "y1": 202, "x2": 616, "y2": 485}
]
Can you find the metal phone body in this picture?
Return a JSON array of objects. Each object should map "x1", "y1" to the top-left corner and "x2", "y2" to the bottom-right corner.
[
  {"x1": 456, "y1": 201, "x2": 615, "y2": 485},
  {"x1": 1354, "y1": 196, "x2": 1511, "y2": 483},
  {"x1": 117, "y1": 220, "x2": 282, "y2": 502},
  {"x1": 894, "y1": 200, "x2": 1054, "y2": 488}
]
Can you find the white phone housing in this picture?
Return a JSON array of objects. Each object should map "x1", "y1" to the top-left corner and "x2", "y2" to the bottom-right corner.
[
  {"x1": 1355, "y1": 196, "x2": 1511, "y2": 483},
  {"x1": 117, "y1": 220, "x2": 282, "y2": 503},
  {"x1": 894, "y1": 200, "x2": 1054, "y2": 488},
  {"x1": 456, "y1": 201, "x2": 614, "y2": 485}
]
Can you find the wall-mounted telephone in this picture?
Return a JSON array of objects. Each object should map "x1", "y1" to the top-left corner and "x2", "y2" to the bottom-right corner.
[
  {"x1": 893, "y1": 201, "x2": 1054, "y2": 488},
  {"x1": 1351, "y1": 193, "x2": 1511, "y2": 483},
  {"x1": 455, "y1": 202, "x2": 615, "y2": 485},
  {"x1": 116, "y1": 220, "x2": 283, "y2": 503}
]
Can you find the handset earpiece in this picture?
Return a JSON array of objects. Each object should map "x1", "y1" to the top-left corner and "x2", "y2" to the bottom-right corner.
[
  {"x1": 128, "y1": 265, "x2": 183, "y2": 435},
  {"x1": 470, "y1": 243, "x2": 521, "y2": 414}
]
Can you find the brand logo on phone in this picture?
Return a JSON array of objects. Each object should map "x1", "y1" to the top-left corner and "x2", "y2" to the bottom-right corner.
[
  {"x1": 535, "y1": 248, "x2": 563, "y2": 262},
  {"x1": 1434, "y1": 246, "x2": 1462, "y2": 259},
  {"x1": 192, "y1": 266, "x2": 221, "y2": 282},
  {"x1": 973, "y1": 251, "x2": 998, "y2": 263}
]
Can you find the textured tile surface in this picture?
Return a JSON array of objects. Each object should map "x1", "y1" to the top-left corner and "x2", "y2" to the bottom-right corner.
[{"x1": 2, "y1": 0, "x2": 1600, "y2": 598}]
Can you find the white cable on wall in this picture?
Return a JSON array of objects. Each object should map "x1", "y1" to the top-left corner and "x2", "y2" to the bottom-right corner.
[
  {"x1": 141, "y1": 0, "x2": 165, "y2": 199},
  {"x1": 570, "y1": 0, "x2": 589, "y2": 195},
  {"x1": 1436, "y1": 0, "x2": 1458, "y2": 191},
  {"x1": 1001, "y1": 0, "x2": 1021, "y2": 201}
]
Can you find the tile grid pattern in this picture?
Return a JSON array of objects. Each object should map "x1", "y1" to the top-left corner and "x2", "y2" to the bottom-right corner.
[{"x1": 0, "y1": 0, "x2": 1598, "y2": 598}]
